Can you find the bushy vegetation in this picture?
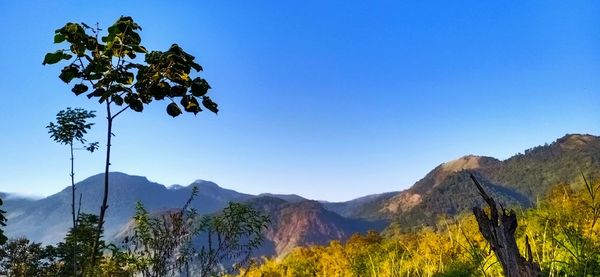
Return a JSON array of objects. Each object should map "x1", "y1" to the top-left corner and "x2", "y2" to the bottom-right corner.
[
  {"x1": 0, "y1": 199, "x2": 268, "y2": 277},
  {"x1": 237, "y1": 177, "x2": 600, "y2": 277},
  {"x1": 119, "y1": 188, "x2": 270, "y2": 276}
]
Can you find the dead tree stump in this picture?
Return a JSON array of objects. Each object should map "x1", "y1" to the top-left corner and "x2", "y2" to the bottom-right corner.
[{"x1": 470, "y1": 174, "x2": 542, "y2": 277}]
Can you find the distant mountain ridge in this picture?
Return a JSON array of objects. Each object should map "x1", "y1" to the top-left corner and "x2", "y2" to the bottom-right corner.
[
  {"x1": 5, "y1": 173, "x2": 253, "y2": 244},
  {"x1": 2, "y1": 133, "x2": 599, "y2": 256}
]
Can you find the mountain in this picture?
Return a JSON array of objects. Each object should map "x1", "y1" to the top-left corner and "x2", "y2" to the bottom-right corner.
[
  {"x1": 4, "y1": 173, "x2": 252, "y2": 244},
  {"x1": 246, "y1": 197, "x2": 386, "y2": 257},
  {"x1": 3, "y1": 133, "x2": 599, "y2": 253},
  {"x1": 490, "y1": 134, "x2": 600, "y2": 195},
  {"x1": 327, "y1": 134, "x2": 600, "y2": 226},
  {"x1": 257, "y1": 193, "x2": 307, "y2": 203},
  {"x1": 4, "y1": 173, "x2": 380, "y2": 255},
  {"x1": 321, "y1": 192, "x2": 398, "y2": 218},
  {"x1": 0, "y1": 193, "x2": 38, "y2": 223},
  {"x1": 112, "y1": 196, "x2": 385, "y2": 259}
]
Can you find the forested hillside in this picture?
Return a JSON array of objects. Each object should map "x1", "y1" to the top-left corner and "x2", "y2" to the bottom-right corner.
[
  {"x1": 329, "y1": 134, "x2": 600, "y2": 227},
  {"x1": 239, "y1": 178, "x2": 600, "y2": 276}
]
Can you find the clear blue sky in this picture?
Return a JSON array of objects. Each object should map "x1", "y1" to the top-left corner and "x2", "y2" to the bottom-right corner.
[{"x1": 1, "y1": 1, "x2": 599, "y2": 201}]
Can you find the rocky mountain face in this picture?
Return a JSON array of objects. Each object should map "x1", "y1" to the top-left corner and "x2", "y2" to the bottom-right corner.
[{"x1": 246, "y1": 197, "x2": 385, "y2": 257}]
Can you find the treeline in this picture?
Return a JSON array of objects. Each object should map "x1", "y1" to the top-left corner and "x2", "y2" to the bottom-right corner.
[{"x1": 238, "y1": 179, "x2": 600, "y2": 277}]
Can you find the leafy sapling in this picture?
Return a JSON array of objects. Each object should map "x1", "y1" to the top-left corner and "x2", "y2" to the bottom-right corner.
[
  {"x1": 47, "y1": 108, "x2": 98, "y2": 277},
  {"x1": 47, "y1": 107, "x2": 98, "y2": 228}
]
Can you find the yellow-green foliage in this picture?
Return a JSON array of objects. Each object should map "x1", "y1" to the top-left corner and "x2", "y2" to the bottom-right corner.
[
  {"x1": 236, "y1": 178, "x2": 600, "y2": 277},
  {"x1": 521, "y1": 180, "x2": 600, "y2": 276}
]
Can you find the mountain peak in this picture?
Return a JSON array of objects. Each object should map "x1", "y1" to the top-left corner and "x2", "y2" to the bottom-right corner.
[
  {"x1": 80, "y1": 172, "x2": 150, "y2": 184},
  {"x1": 167, "y1": 184, "x2": 185, "y2": 190},
  {"x1": 441, "y1": 155, "x2": 498, "y2": 174},
  {"x1": 380, "y1": 156, "x2": 496, "y2": 214},
  {"x1": 431, "y1": 155, "x2": 499, "y2": 188},
  {"x1": 556, "y1": 134, "x2": 599, "y2": 149},
  {"x1": 191, "y1": 180, "x2": 221, "y2": 190}
]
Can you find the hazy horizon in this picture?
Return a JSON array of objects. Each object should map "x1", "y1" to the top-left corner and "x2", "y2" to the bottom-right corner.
[{"x1": 1, "y1": 133, "x2": 595, "y2": 202}]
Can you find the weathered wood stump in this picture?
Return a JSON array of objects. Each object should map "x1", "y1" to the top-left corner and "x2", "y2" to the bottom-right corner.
[{"x1": 470, "y1": 174, "x2": 542, "y2": 277}]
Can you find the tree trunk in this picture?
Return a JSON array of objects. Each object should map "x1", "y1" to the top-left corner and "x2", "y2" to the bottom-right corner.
[
  {"x1": 90, "y1": 102, "x2": 113, "y2": 269},
  {"x1": 70, "y1": 142, "x2": 77, "y2": 277},
  {"x1": 470, "y1": 174, "x2": 542, "y2": 277},
  {"x1": 70, "y1": 142, "x2": 76, "y2": 228}
]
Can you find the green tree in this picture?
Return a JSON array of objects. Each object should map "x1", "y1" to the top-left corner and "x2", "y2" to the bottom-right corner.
[
  {"x1": 128, "y1": 188, "x2": 200, "y2": 277},
  {"x1": 43, "y1": 16, "x2": 218, "y2": 266},
  {"x1": 46, "y1": 108, "x2": 98, "y2": 229},
  {"x1": 47, "y1": 108, "x2": 98, "y2": 277},
  {"x1": 0, "y1": 238, "x2": 61, "y2": 277},
  {"x1": 127, "y1": 191, "x2": 269, "y2": 276},
  {"x1": 194, "y1": 202, "x2": 270, "y2": 276},
  {"x1": 55, "y1": 214, "x2": 105, "y2": 277}
]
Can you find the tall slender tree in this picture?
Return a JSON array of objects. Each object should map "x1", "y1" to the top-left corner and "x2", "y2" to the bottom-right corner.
[
  {"x1": 43, "y1": 16, "x2": 218, "y2": 267},
  {"x1": 47, "y1": 107, "x2": 97, "y2": 277},
  {"x1": 46, "y1": 107, "x2": 98, "y2": 229}
]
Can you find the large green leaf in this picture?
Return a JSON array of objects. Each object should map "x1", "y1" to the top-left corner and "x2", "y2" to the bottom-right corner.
[
  {"x1": 54, "y1": 33, "x2": 66, "y2": 43},
  {"x1": 111, "y1": 95, "x2": 124, "y2": 106},
  {"x1": 129, "y1": 99, "x2": 143, "y2": 112},
  {"x1": 42, "y1": 51, "x2": 72, "y2": 65},
  {"x1": 202, "y1": 96, "x2": 219, "y2": 114},
  {"x1": 71, "y1": 84, "x2": 88, "y2": 96},
  {"x1": 87, "y1": 88, "x2": 106, "y2": 99},
  {"x1": 166, "y1": 103, "x2": 182, "y2": 117},
  {"x1": 170, "y1": 85, "x2": 187, "y2": 97},
  {"x1": 181, "y1": 95, "x2": 201, "y2": 115},
  {"x1": 59, "y1": 65, "x2": 80, "y2": 83},
  {"x1": 191, "y1": 77, "x2": 210, "y2": 97}
]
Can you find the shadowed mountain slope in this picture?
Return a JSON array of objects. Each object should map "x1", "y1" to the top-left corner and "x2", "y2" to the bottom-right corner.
[{"x1": 5, "y1": 173, "x2": 252, "y2": 244}]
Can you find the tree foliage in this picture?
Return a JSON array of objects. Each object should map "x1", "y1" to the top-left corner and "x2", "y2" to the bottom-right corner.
[
  {"x1": 43, "y1": 16, "x2": 217, "y2": 117},
  {"x1": 120, "y1": 188, "x2": 269, "y2": 276},
  {"x1": 46, "y1": 108, "x2": 98, "y2": 151},
  {"x1": 55, "y1": 213, "x2": 105, "y2": 277},
  {"x1": 238, "y1": 177, "x2": 600, "y2": 277},
  {"x1": 0, "y1": 238, "x2": 60, "y2": 277},
  {"x1": 47, "y1": 108, "x2": 97, "y2": 227},
  {"x1": 194, "y1": 202, "x2": 270, "y2": 275},
  {"x1": 43, "y1": 16, "x2": 219, "y2": 267},
  {"x1": 125, "y1": 188, "x2": 200, "y2": 276}
]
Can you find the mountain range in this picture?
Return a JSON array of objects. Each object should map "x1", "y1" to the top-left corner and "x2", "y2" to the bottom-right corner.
[{"x1": 3, "y1": 133, "x2": 599, "y2": 257}]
